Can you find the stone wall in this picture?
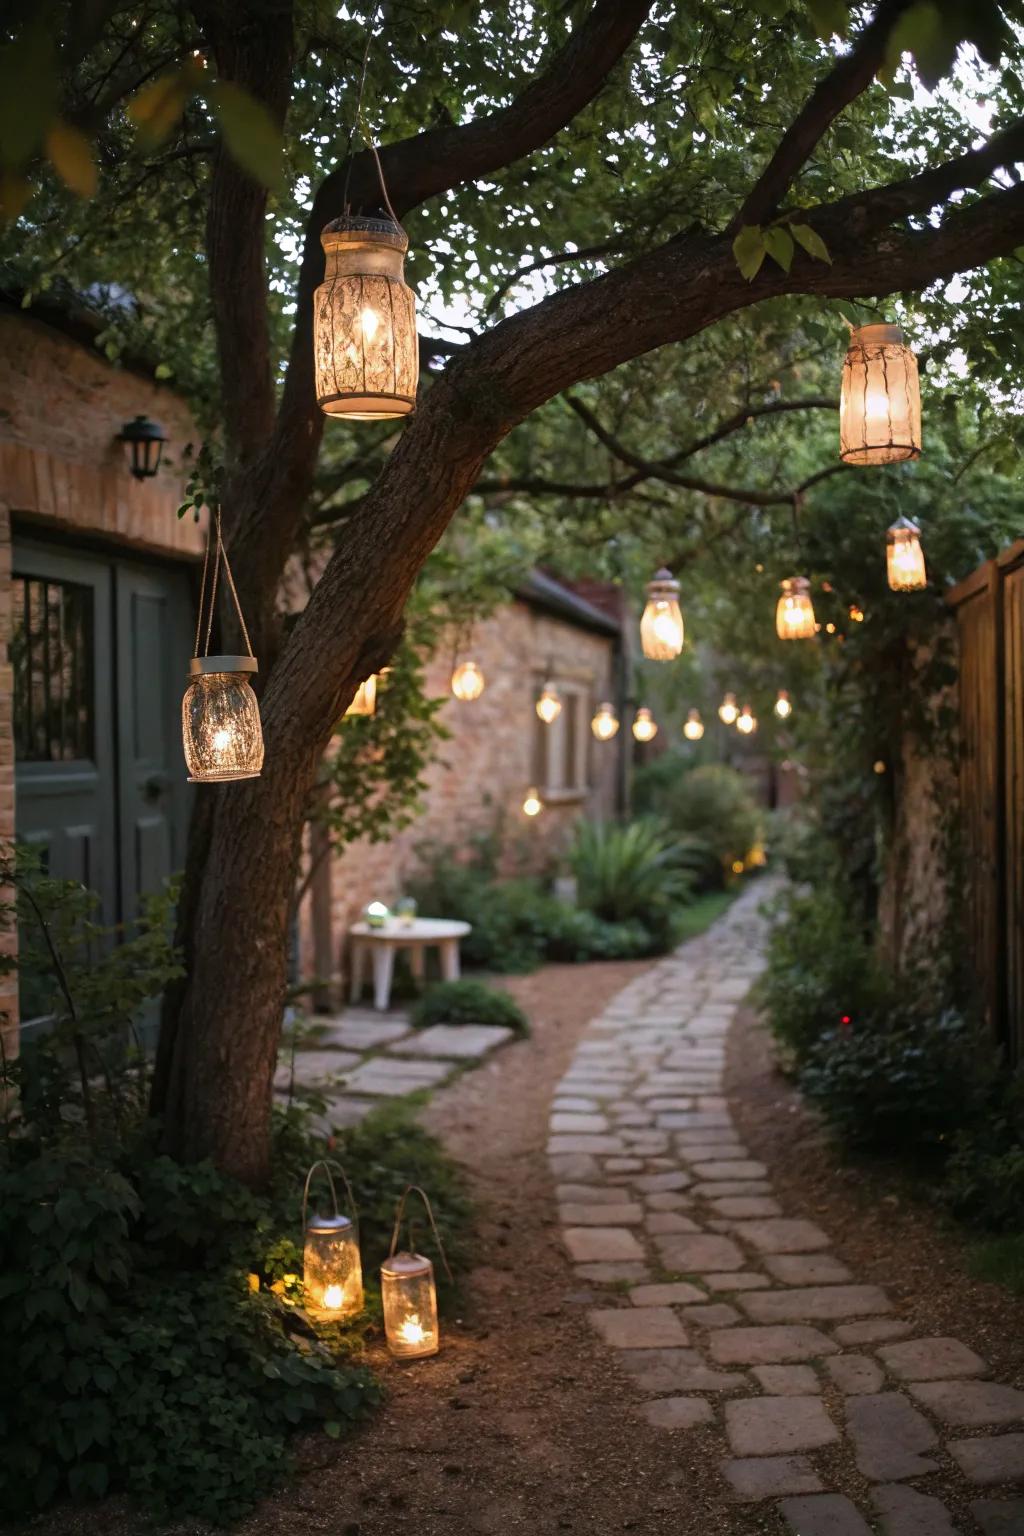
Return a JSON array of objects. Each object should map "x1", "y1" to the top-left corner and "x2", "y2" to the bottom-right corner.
[{"x1": 299, "y1": 599, "x2": 622, "y2": 1000}]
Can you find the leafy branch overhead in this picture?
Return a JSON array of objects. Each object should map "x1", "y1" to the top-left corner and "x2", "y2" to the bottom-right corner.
[{"x1": 733, "y1": 220, "x2": 832, "y2": 281}]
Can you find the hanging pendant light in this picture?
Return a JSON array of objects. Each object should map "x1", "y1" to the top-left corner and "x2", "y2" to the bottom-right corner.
[
  {"x1": 886, "y1": 516, "x2": 927, "y2": 591},
  {"x1": 451, "y1": 659, "x2": 485, "y2": 701},
  {"x1": 301, "y1": 1161, "x2": 364, "y2": 1322},
  {"x1": 536, "y1": 681, "x2": 562, "y2": 724},
  {"x1": 591, "y1": 701, "x2": 619, "y2": 740},
  {"x1": 776, "y1": 577, "x2": 816, "y2": 640},
  {"x1": 182, "y1": 510, "x2": 264, "y2": 783},
  {"x1": 774, "y1": 689, "x2": 793, "y2": 720},
  {"x1": 632, "y1": 706, "x2": 658, "y2": 743},
  {"x1": 718, "y1": 692, "x2": 738, "y2": 726},
  {"x1": 736, "y1": 703, "x2": 757, "y2": 735},
  {"x1": 314, "y1": 213, "x2": 419, "y2": 421},
  {"x1": 381, "y1": 1185, "x2": 452, "y2": 1361},
  {"x1": 522, "y1": 786, "x2": 544, "y2": 817},
  {"x1": 683, "y1": 708, "x2": 705, "y2": 741},
  {"x1": 839, "y1": 323, "x2": 921, "y2": 466},
  {"x1": 640, "y1": 568, "x2": 684, "y2": 660}
]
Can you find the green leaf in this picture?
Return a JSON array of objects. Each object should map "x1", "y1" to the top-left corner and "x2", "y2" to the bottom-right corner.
[
  {"x1": 763, "y1": 225, "x2": 794, "y2": 273},
  {"x1": 45, "y1": 121, "x2": 97, "y2": 197},
  {"x1": 205, "y1": 81, "x2": 284, "y2": 194},
  {"x1": 154, "y1": 362, "x2": 173, "y2": 380},
  {"x1": 886, "y1": 2, "x2": 958, "y2": 90},
  {"x1": 806, "y1": 0, "x2": 848, "y2": 39},
  {"x1": 789, "y1": 222, "x2": 832, "y2": 265},
  {"x1": 732, "y1": 224, "x2": 766, "y2": 282},
  {"x1": 127, "y1": 62, "x2": 201, "y2": 148}
]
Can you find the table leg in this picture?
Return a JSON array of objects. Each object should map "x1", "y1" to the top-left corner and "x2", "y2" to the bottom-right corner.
[
  {"x1": 350, "y1": 941, "x2": 366, "y2": 1003},
  {"x1": 372, "y1": 945, "x2": 396, "y2": 1012},
  {"x1": 440, "y1": 939, "x2": 461, "y2": 982},
  {"x1": 409, "y1": 945, "x2": 425, "y2": 983}
]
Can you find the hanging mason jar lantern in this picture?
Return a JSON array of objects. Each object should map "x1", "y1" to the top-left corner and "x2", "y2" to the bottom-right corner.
[
  {"x1": 774, "y1": 689, "x2": 793, "y2": 720},
  {"x1": 632, "y1": 707, "x2": 658, "y2": 743},
  {"x1": 314, "y1": 215, "x2": 418, "y2": 420},
  {"x1": 886, "y1": 515, "x2": 927, "y2": 591},
  {"x1": 640, "y1": 568, "x2": 684, "y2": 660},
  {"x1": 345, "y1": 674, "x2": 378, "y2": 717},
  {"x1": 683, "y1": 708, "x2": 704, "y2": 741},
  {"x1": 451, "y1": 659, "x2": 485, "y2": 701},
  {"x1": 776, "y1": 577, "x2": 816, "y2": 640},
  {"x1": 183, "y1": 510, "x2": 264, "y2": 783},
  {"x1": 591, "y1": 701, "x2": 620, "y2": 740},
  {"x1": 522, "y1": 786, "x2": 544, "y2": 817},
  {"x1": 302, "y1": 1160, "x2": 364, "y2": 1322},
  {"x1": 536, "y1": 681, "x2": 562, "y2": 724},
  {"x1": 718, "y1": 692, "x2": 738, "y2": 726},
  {"x1": 736, "y1": 703, "x2": 757, "y2": 735},
  {"x1": 381, "y1": 1185, "x2": 452, "y2": 1361},
  {"x1": 839, "y1": 323, "x2": 921, "y2": 465}
]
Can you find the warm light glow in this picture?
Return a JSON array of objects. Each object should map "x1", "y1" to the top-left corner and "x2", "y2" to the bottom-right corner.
[
  {"x1": 523, "y1": 786, "x2": 543, "y2": 817},
  {"x1": 640, "y1": 569, "x2": 684, "y2": 660},
  {"x1": 346, "y1": 674, "x2": 377, "y2": 717},
  {"x1": 774, "y1": 690, "x2": 792, "y2": 720},
  {"x1": 839, "y1": 323, "x2": 921, "y2": 466},
  {"x1": 776, "y1": 577, "x2": 816, "y2": 641},
  {"x1": 683, "y1": 708, "x2": 704, "y2": 741},
  {"x1": 747, "y1": 842, "x2": 767, "y2": 868},
  {"x1": 322, "y1": 1284, "x2": 345, "y2": 1310},
  {"x1": 718, "y1": 692, "x2": 738, "y2": 726},
  {"x1": 451, "y1": 660, "x2": 485, "y2": 701},
  {"x1": 886, "y1": 516, "x2": 927, "y2": 591},
  {"x1": 591, "y1": 702, "x2": 620, "y2": 740},
  {"x1": 536, "y1": 682, "x2": 562, "y2": 724},
  {"x1": 874, "y1": 760, "x2": 887, "y2": 774},
  {"x1": 731, "y1": 859, "x2": 745, "y2": 874},
  {"x1": 397, "y1": 1313, "x2": 427, "y2": 1345},
  {"x1": 365, "y1": 901, "x2": 389, "y2": 928},
  {"x1": 826, "y1": 622, "x2": 836, "y2": 635},
  {"x1": 736, "y1": 705, "x2": 757, "y2": 735},
  {"x1": 382, "y1": 1252, "x2": 439, "y2": 1359},
  {"x1": 303, "y1": 1213, "x2": 364, "y2": 1322},
  {"x1": 849, "y1": 604, "x2": 865, "y2": 623},
  {"x1": 182, "y1": 660, "x2": 264, "y2": 784},
  {"x1": 632, "y1": 707, "x2": 658, "y2": 743},
  {"x1": 315, "y1": 216, "x2": 418, "y2": 419}
]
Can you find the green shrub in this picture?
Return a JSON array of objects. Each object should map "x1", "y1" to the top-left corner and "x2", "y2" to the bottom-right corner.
[
  {"x1": 542, "y1": 903, "x2": 654, "y2": 961},
  {"x1": 633, "y1": 761, "x2": 761, "y2": 884},
  {"x1": 799, "y1": 1009, "x2": 988, "y2": 1155},
  {"x1": 759, "y1": 887, "x2": 891, "y2": 1065},
  {"x1": 410, "y1": 977, "x2": 529, "y2": 1035},
  {"x1": 943, "y1": 1076, "x2": 1024, "y2": 1231},
  {"x1": 568, "y1": 818, "x2": 701, "y2": 946},
  {"x1": 407, "y1": 841, "x2": 548, "y2": 971}
]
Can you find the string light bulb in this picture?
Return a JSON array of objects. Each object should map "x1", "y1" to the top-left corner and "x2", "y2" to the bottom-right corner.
[
  {"x1": 776, "y1": 577, "x2": 816, "y2": 641},
  {"x1": 718, "y1": 692, "x2": 739, "y2": 726},
  {"x1": 522, "y1": 786, "x2": 543, "y2": 817},
  {"x1": 683, "y1": 708, "x2": 705, "y2": 741},
  {"x1": 451, "y1": 660, "x2": 485, "y2": 701},
  {"x1": 886, "y1": 516, "x2": 927, "y2": 591},
  {"x1": 536, "y1": 682, "x2": 562, "y2": 724},
  {"x1": 591, "y1": 702, "x2": 619, "y2": 740},
  {"x1": 774, "y1": 689, "x2": 793, "y2": 720},
  {"x1": 640, "y1": 568, "x2": 684, "y2": 660},
  {"x1": 632, "y1": 707, "x2": 658, "y2": 743},
  {"x1": 736, "y1": 704, "x2": 757, "y2": 735}
]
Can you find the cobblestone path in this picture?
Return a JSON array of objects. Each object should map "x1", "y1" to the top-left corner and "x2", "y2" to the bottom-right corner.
[{"x1": 550, "y1": 882, "x2": 1024, "y2": 1535}]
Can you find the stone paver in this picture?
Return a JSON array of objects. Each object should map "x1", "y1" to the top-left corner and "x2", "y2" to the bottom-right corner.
[
  {"x1": 547, "y1": 880, "x2": 1009, "y2": 1534},
  {"x1": 588, "y1": 1307, "x2": 689, "y2": 1349},
  {"x1": 275, "y1": 1048, "x2": 361, "y2": 1088},
  {"x1": 340, "y1": 1057, "x2": 450, "y2": 1095},
  {"x1": 872, "y1": 1483, "x2": 959, "y2": 1535},
  {"x1": 876, "y1": 1336, "x2": 987, "y2": 1381},
  {"x1": 949, "y1": 1432, "x2": 1024, "y2": 1484},
  {"x1": 725, "y1": 1396, "x2": 838, "y2": 1456},
  {"x1": 778, "y1": 1494, "x2": 872, "y2": 1535},
  {"x1": 641, "y1": 1396, "x2": 714, "y2": 1430},
  {"x1": 320, "y1": 1016, "x2": 410, "y2": 1050},
  {"x1": 724, "y1": 1456, "x2": 824, "y2": 1501}
]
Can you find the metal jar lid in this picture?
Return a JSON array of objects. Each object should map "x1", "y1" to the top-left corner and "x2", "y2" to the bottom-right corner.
[
  {"x1": 188, "y1": 655, "x2": 259, "y2": 677},
  {"x1": 306, "y1": 1212, "x2": 355, "y2": 1236},
  {"x1": 381, "y1": 1250, "x2": 433, "y2": 1280}
]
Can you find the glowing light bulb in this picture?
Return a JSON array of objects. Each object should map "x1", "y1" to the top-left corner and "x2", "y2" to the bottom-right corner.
[
  {"x1": 451, "y1": 660, "x2": 485, "y2": 701},
  {"x1": 736, "y1": 705, "x2": 757, "y2": 735},
  {"x1": 632, "y1": 707, "x2": 658, "y2": 743},
  {"x1": 212, "y1": 727, "x2": 232, "y2": 753},
  {"x1": 683, "y1": 708, "x2": 704, "y2": 741},
  {"x1": 718, "y1": 693, "x2": 738, "y2": 726},
  {"x1": 397, "y1": 1314, "x2": 427, "y2": 1345},
  {"x1": 322, "y1": 1284, "x2": 344, "y2": 1311},
  {"x1": 591, "y1": 702, "x2": 619, "y2": 740},
  {"x1": 360, "y1": 306, "x2": 380, "y2": 342},
  {"x1": 523, "y1": 786, "x2": 543, "y2": 817},
  {"x1": 536, "y1": 682, "x2": 562, "y2": 724},
  {"x1": 640, "y1": 569, "x2": 684, "y2": 660},
  {"x1": 774, "y1": 690, "x2": 792, "y2": 720}
]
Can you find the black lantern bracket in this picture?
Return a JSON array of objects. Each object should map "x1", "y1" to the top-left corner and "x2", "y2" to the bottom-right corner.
[{"x1": 118, "y1": 414, "x2": 167, "y2": 480}]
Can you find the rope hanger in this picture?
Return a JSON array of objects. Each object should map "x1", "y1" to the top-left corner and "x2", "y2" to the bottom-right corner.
[{"x1": 193, "y1": 506, "x2": 254, "y2": 661}]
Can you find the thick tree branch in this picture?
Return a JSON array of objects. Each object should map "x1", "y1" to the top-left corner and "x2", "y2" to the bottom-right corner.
[{"x1": 732, "y1": 0, "x2": 913, "y2": 232}]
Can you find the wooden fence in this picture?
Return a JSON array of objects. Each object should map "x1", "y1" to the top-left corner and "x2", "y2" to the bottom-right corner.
[{"x1": 948, "y1": 539, "x2": 1024, "y2": 1063}]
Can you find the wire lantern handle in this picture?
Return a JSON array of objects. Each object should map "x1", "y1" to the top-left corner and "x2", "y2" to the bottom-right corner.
[
  {"x1": 388, "y1": 1183, "x2": 454, "y2": 1283},
  {"x1": 302, "y1": 1158, "x2": 360, "y2": 1231},
  {"x1": 338, "y1": 1, "x2": 400, "y2": 226},
  {"x1": 193, "y1": 506, "x2": 254, "y2": 661}
]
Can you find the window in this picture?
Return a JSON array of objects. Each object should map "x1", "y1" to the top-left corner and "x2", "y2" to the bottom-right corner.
[
  {"x1": 533, "y1": 678, "x2": 590, "y2": 800},
  {"x1": 12, "y1": 576, "x2": 95, "y2": 762}
]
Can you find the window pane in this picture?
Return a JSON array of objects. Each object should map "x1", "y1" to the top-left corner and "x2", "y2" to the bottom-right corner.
[
  {"x1": 563, "y1": 694, "x2": 579, "y2": 789},
  {"x1": 12, "y1": 576, "x2": 95, "y2": 762}
]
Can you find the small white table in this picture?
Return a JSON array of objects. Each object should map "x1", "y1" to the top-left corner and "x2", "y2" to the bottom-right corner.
[{"x1": 348, "y1": 918, "x2": 472, "y2": 1012}]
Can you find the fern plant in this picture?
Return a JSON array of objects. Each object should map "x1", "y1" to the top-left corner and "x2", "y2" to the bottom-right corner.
[{"x1": 568, "y1": 819, "x2": 706, "y2": 943}]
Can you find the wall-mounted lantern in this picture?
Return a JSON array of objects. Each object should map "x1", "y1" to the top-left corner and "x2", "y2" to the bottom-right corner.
[{"x1": 119, "y1": 414, "x2": 167, "y2": 479}]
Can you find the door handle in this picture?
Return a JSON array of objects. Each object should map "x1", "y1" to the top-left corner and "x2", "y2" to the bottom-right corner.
[{"x1": 143, "y1": 772, "x2": 171, "y2": 802}]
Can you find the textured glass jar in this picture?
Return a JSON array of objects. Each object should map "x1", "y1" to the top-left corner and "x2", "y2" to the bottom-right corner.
[
  {"x1": 886, "y1": 516, "x2": 927, "y2": 591},
  {"x1": 839, "y1": 323, "x2": 921, "y2": 465},
  {"x1": 640, "y1": 568, "x2": 684, "y2": 660},
  {"x1": 451, "y1": 660, "x2": 485, "y2": 701},
  {"x1": 182, "y1": 657, "x2": 264, "y2": 783},
  {"x1": 591, "y1": 701, "x2": 619, "y2": 740},
  {"x1": 303, "y1": 1211, "x2": 364, "y2": 1322},
  {"x1": 632, "y1": 706, "x2": 658, "y2": 742},
  {"x1": 315, "y1": 216, "x2": 418, "y2": 419},
  {"x1": 535, "y1": 682, "x2": 562, "y2": 724},
  {"x1": 381, "y1": 1251, "x2": 439, "y2": 1359},
  {"x1": 718, "y1": 692, "x2": 738, "y2": 725},
  {"x1": 776, "y1": 577, "x2": 816, "y2": 640},
  {"x1": 683, "y1": 708, "x2": 704, "y2": 740}
]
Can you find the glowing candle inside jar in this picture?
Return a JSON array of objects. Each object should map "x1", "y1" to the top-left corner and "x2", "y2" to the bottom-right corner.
[
  {"x1": 398, "y1": 1314, "x2": 427, "y2": 1345},
  {"x1": 322, "y1": 1284, "x2": 345, "y2": 1311},
  {"x1": 360, "y1": 306, "x2": 380, "y2": 342}
]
